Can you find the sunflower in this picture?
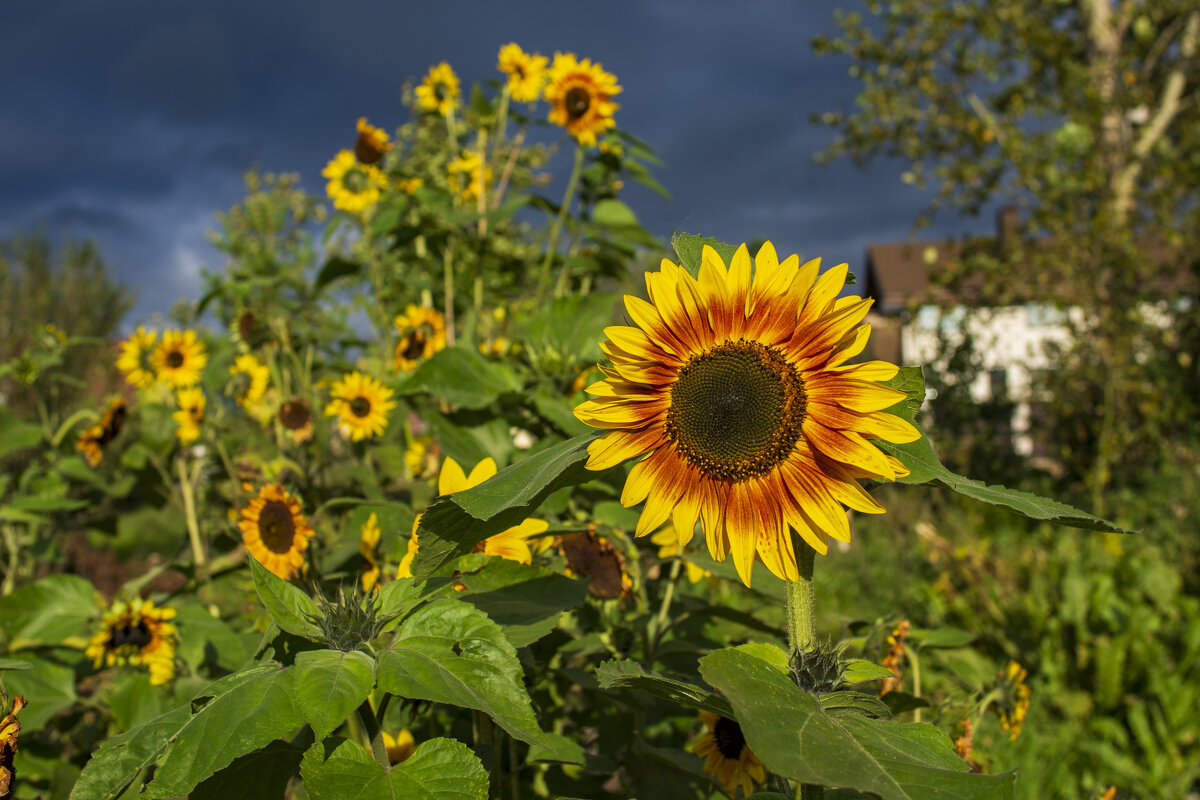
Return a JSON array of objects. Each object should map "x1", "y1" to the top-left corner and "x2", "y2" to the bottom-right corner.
[
  {"x1": 239, "y1": 483, "x2": 316, "y2": 580},
  {"x1": 151, "y1": 329, "x2": 207, "y2": 388},
  {"x1": 0, "y1": 693, "x2": 26, "y2": 798},
  {"x1": 279, "y1": 397, "x2": 314, "y2": 444},
  {"x1": 994, "y1": 660, "x2": 1032, "y2": 740},
  {"x1": 573, "y1": 242, "x2": 920, "y2": 587},
  {"x1": 229, "y1": 353, "x2": 270, "y2": 407},
  {"x1": 447, "y1": 151, "x2": 493, "y2": 205},
  {"x1": 359, "y1": 512, "x2": 382, "y2": 592},
  {"x1": 397, "y1": 457, "x2": 548, "y2": 578},
  {"x1": 650, "y1": 524, "x2": 712, "y2": 585},
  {"x1": 324, "y1": 372, "x2": 396, "y2": 442},
  {"x1": 405, "y1": 434, "x2": 437, "y2": 479},
  {"x1": 498, "y1": 43, "x2": 548, "y2": 103},
  {"x1": 558, "y1": 529, "x2": 633, "y2": 600},
  {"x1": 76, "y1": 398, "x2": 128, "y2": 467},
  {"x1": 415, "y1": 62, "x2": 460, "y2": 116},
  {"x1": 397, "y1": 177, "x2": 424, "y2": 195},
  {"x1": 693, "y1": 712, "x2": 765, "y2": 798},
  {"x1": 116, "y1": 326, "x2": 158, "y2": 389},
  {"x1": 354, "y1": 117, "x2": 392, "y2": 165},
  {"x1": 172, "y1": 386, "x2": 205, "y2": 445},
  {"x1": 322, "y1": 150, "x2": 387, "y2": 215},
  {"x1": 393, "y1": 305, "x2": 447, "y2": 372},
  {"x1": 383, "y1": 729, "x2": 416, "y2": 765},
  {"x1": 85, "y1": 597, "x2": 179, "y2": 686},
  {"x1": 544, "y1": 52, "x2": 621, "y2": 147}
]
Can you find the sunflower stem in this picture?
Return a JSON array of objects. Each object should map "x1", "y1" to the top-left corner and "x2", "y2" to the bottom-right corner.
[
  {"x1": 177, "y1": 456, "x2": 206, "y2": 568},
  {"x1": 442, "y1": 242, "x2": 456, "y2": 347},
  {"x1": 534, "y1": 145, "x2": 584, "y2": 306},
  {"x1": 357, "y1": 700, "x2": 390, "y2": 770},
  {"x1": 785, "y1": 546, "x2": 816, "y2": 655}
]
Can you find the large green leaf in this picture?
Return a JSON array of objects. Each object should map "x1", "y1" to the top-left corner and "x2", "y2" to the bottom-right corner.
[
  {"x1": 294, "y1": 649, "x2": 376, "y2": 741},
  {"x1": 376, "y1": 601, "x2": 580, "y2": 764},
  {"x1": 596, "y1": 659, "x2": 733, "y2": 717},
  {"x1": 455, "y1": 558, "x2": 588, "y2": 647},
  {"x1": 142, "y1": 664, "x2": 305, "y2": 798},
  {"x1": 411, "y1": 435, "x2": 594, "y2": 579},
  {"x1": 0, "y1": 407, "x2": 44, "y2": 459},
  {"x1": 71, "y1": 703, "x2": 193, "y2": 800},
  {"x1": 878, "y1": 367, "x2": 1132, "y2": 534},
  {"x1": 250, "y1": 557, "x2": 322, "y2": 639},
  {"x1": 191, "y1": 740, "x2": 304, "y2": 800},
  {"x1": 0, "y1": 574, "x2": 97, "y2": 647},
  {"x1": 522, "y1": 292, "x2": 619, "y2": 368},
  {"x1": 671, "y1": 232, "x2": 740, "y2": 278},
  {"x1": 301, "y1": 736, "x2": 488, "y2": 800},
  {"x1": 396, "y1": 347, "x2": 522, "y2": 409},
  {"x1": 699, "y1": 648, "x2": 1016, "y2": 799},
  {"x1": 1, "y1": 654, "x2": 77, "y2": 729}
]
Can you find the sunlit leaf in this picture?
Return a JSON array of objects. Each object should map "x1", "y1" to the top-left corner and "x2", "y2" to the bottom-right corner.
[{"x1": 301, "y1": 736, "x2": 488, "y2": 800}]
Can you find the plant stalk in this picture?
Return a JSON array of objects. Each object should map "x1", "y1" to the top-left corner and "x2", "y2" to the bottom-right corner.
[
  {"x1": 785, "y1": 546, "x2": 817, "y2": 655},
  {"x1": 357, "y1": 700, "x2": 391, "y2": 770},
  {"x1": 534, "y1": 146, "x2": 584, "y2": 305},
  {"x1": 177, "y1": 457, "x2": 206, "y2": 568}
]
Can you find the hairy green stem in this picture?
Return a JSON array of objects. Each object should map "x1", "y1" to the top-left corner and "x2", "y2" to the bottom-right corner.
[
  {"x1": 785, "y1": 546, "x2": 816, "y2": 655},
  {"x1": 534, "y1": 146, "x2": 584, "y2": 305}
]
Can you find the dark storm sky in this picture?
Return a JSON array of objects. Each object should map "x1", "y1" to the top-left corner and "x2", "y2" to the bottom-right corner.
[{"x1": 0, "y1": 1, "x2": 996, "y2": 326}]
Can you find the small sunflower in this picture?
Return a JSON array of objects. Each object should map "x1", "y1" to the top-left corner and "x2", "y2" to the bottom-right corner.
[
  {"x1": 116, "y1": 326, "x2": 158, "y2": 389},
  {"x1": 279, "y1": 397, "x2": 314, "y2": 444},
  {"x1": 382, "y1": 729, "x2": 416, "y2": 765},
  {"x1": 325, "y1": 371, "x2": 396, "y2": 442},
  {"x1": 359, "y1": 512, "x2": 382, "y2": 592},
  {"x1": 404, "y1": 434, "x2": 438, "y2": 479},
  {"x1": 354, "y1": 117, "x2": 392, "y2": 165},
  {"x1": 693, "y1": 712, "x2": 765, "y2": 798},
  {"x1": 231, "y1": 309, "x2": 268, "y2": 349},
  {"x1": 497, "y1": 43, "x2": 548, "y2": 103},
  {"x1": 0, "y1": 693, "x2": 25, "y2": 797},
  {"x1": 994, "y1": 660, "x2": 1032, "y2": 740},
  {"x1": 85, "y1": 597, "x2": 179, "y2": 686},
  {"x1": 393, "y1": 305, "x2": 447, "y2": 372},
  {"x1": 322, "y1": 150, "x2": 388, "y2": 215},
  {"x1": 239, "y1": 483, "x2": 316, "y2": 580},
  {"x1": 447, "y1": 151, "x2": 493, "y2": 205},
  {"x1": 151, "y1": 329, "x2": 207, "y2": 388},
  {"x1": 76, "y1": 398, "x2": 128, "y2": 467},
  {"x1": 397, "y1": 457, "x2": 548, "y2": 578},
  {"x1": 544, "y1": 52, "x2": 621, "y2": 147},
  {"x1": 397, "y1": 177, "x2": 424, "y2": 195},
  {"x1": 229, "y1": 353, "x2": 270, "y2": 407},
  {"x1": 415, "y1": 61, "x2": 460, "y2": 115},
  {"x1": 172, "y1": 386, "x2": 205, "y2": 445},
  {"x1": 574, "y1": 243, "x2": 920, "y2": 586}
]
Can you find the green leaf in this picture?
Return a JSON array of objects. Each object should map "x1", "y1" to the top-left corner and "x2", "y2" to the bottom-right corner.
[
  {"x1": 294, "y1": 649, "x2": 376, "y2": 741},
  {"x1": 592, "y1": 199, "x2": 640, "y2": 228},
  {"x1": 0, "y1": 407, "x2": 44, "y2": 459},
  {"x1": 396, "y1": 346, "x2": 522, "y2": 409},
  {"x1": 411, "y1": 435, "x2": 595, "y2": 579},
  {"x1": 699, "y1": 648, "x2": 1017, "y2": 799},
  {"x1": 9, "y1": 494, "x2": 88, "y2": 513},
  {"x1": 105, "y1": 672, "x2": 172, "y2": 731},
  {"x1": 313, "y1": 256, "x2": 362, "y2": 295},
  {"x1": 820, "y1": 690, "x2": 893, "y2": 719},
  {"x1": 191, "y1": 740, "x2": 304, "y2": 800},
  {"x1": 0, "y1": 574, "x2": 97, "y2": 646},
  {"x1": 596, "y1": 659, "x2": 733, "y2": 717},
  {"x1": 71, "y1": 703, "x2": 193, "y2": 800},
  {"x1": 143, "y1": 663, "x2": 305, "y2": 797},
  {"x1": 0, "y1": 654, "x2": 77, "y2": 729},
  {"x1": 301, "y1": 736, "x2": 488, "y2": 800},
  {"x1": 671, "y1": 232, "x2": 741, "y2": 279},
  {"x1": 0, "y1": 658, "x2": 32, "y2": 670},
  {"x1": 523, "y1": 292, "x2": 619, "y2": 368},
  {"x1": 879, "y1": 368, "x2": 1133, "y2": 534},
  {"x1": 249, "y1": 557, "x2": 322, "y2": 640},
  {"x1": 455, "y1": 559, "x2": 587, "y2": 647},
  {"x1": 377, "y1": 601, "x2": 580, "y2": 763},
  {"x1": 912, "y1": 627, "x2": 976, "y2": 650},
  {"x1": 842, "y1": 659, "x2": 899, "y2": 684}
]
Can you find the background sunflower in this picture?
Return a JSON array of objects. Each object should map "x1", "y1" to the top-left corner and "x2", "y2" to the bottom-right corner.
[
  {"x1": 324, "y1": 371, "x2": 396, "y2": 442},
  {"x1": 544, "y1": 52, "x2": 621, "y2": 146},
  {"x1": 238, "y1": 483, "x2": 315, "y2": 580},
  {"x1": 151, "y1": 329, "x2": 207, "y2": 388}
]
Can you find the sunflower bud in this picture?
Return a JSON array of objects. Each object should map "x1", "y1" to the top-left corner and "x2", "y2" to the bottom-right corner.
[
  {"x1": 305, "y1": 582, "x2": 396, "y2": 653},
  {"x1": 789, "y1": 640, "x2": 849, "y2": 695}
]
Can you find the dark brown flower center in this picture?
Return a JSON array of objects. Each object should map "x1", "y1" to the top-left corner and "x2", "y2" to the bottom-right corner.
[
  {"x1": 349, "y1": 396, "x2": 372, "y2": 418},
  {"x1": 401, "y1": 331, "x2": 427, "y2": 361},
  {"x1": 110, "y1": 620, "x2": 152, "y2": 649},
  {"x1": 355, "y1": 135, "x2": 385, "y2": 165},
  {"x1": 565, "y1": 87, "x2": 591, "y2": 120},
  {"x1": 714, "y1": 717, "x2": 747, "y2": 760},
  {"x1": 258, "y1": 500, "x2": 296, "y2": 554},
  {"x1": 665, "y1": 340, "x2": 805, "y2": 483},
  {"x1": 280, "y1": 399, "x2": 311, "y2": 430},
  {"x1": 238, "y1": 311, "x2": 257, "y2": 343},
  {"x1": 166, "y1": 350, "x2": 184, "y2": 368}
]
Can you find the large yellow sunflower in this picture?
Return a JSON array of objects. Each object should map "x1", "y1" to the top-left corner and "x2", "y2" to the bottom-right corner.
[
  {"x1": 116, "y1": 326, "x2": 158, "y2": 388},
  {"x1": 151, "y1": 329, "x2": 208, "y2": 388},
  {"x1": 393, "y1": 305, "x2": 447, "y2": 372},
  {"x1": 239, "y1": 483, "x2": 316, "y2": 580},
  {"x1": 322, "y1": 150, "x2": 388, "y2": 214},
  {"x1": 354, "y1": 117, "x2": 392, "y2": 165},
  {"x1": 573, "y1": 243, "x2": 920, "y2": 587},
  {"x1": 692, "y1": 712, "x2": 766, "y2": 798},
  {"x1": 324, "y1": 371, "x2": 396, "y2": 442},
  {"x1": 172, "y1": 386, "x2": 205, "y2": 445},
  {"x1": 415, "y1": 62, "x2": 460, "y2": 116},
  {"x1": 397, "y1": 457, "x2": 549, "y2": 578},
  {"x1": 498, "y1": 43, "x2": 548, "y2": 103},
  {"x1": 85, "y1": 597, "x2": 179, "y2": 686},
  {"x1": 544, "y1": 52, "x2": 621, "y2": 147},
  {"x1": 76, "y1": 398, "x2": 128, "y2": 467}
]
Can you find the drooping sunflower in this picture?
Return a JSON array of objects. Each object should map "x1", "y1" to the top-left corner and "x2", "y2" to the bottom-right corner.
[
  {"x1": 558, "y1": 529, "x2": 633, "y2": 600},
  {"x1": 76, "y1": 397, "x2": 128, "y2": 467},
  {"x1": 354, "y1": 117, "x2": 392, "y2": 165},
  {"x1": 397, "y1": 457, "x2": 548, "y2": 578},
  {"x1": 415, "y1": 61, "x2": 460, "y2": 116},
  {"x1": 116, "y1": 326, "x2": 158, "y2": 389},
  {"x1": 0, "y1": 693, "x2": 26, "y2": 798},
  {"x1": 322, "y1": 150, "x2": 388, "y2": 215},
  {"x1": 544, "y1": 52, "x2": 621, "y2": 147},
  {"x1": 692, "y1": 712, "x2": 765, "y2": 798},
  {"x1": 172, "y1": 386, "x2": 205, "y2": 445},
  {"x1": 994, "y1": 660, "x2": 1032, "y2": 740},
  {"x1": 151, "y1": 329, "x2": 208, "y2": 388},
  {"x1": 84, "y1": 597, "x2": 179, "y2": 686},
  {"x1": 497, "y1": 43, "x2": 548, "y2": 103},
  {"x1": 573, "y1": 243, "x2": 920, "y2": 586},
  {"x1": 239, "y1": 483, "x2": 316, "y2": 580},
  {"x1": 382, "y1": 729, "x2": 416, "y2": 765},
  {"x1": 279, "y1": 397, "x2": 314, "y2": 444},
  {"x1": 393, "y1": 305, "x2": 447, "y2": 372},
  {"x1": 324, "y1": 371, "x2": 396, "y2": 442},
  {"x1": 229, "y1": 353, "x2": 270, "y2": 407},
  {"x1": 447, "y1": 151, "x2": 493, "y2": 205}
]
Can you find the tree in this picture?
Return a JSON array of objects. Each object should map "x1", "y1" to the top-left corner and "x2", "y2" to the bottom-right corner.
[{"x1": 812, "y1": 1, "x2": 1200, "y2": 507}]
